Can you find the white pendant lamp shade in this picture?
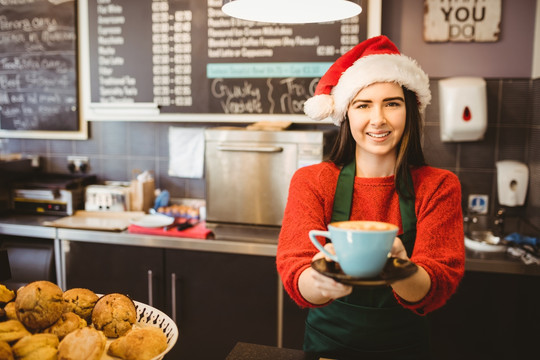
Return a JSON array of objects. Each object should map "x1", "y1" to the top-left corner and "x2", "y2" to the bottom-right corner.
[{"x1": 222, "y1": 0, "x2": 362, "y2": 24}]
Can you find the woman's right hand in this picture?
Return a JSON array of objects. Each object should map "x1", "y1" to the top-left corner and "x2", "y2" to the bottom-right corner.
[{"x1": 299, "y1": 243, "x2": 353, "y2": 305}]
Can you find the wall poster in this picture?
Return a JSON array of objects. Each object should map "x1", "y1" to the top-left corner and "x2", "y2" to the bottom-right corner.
[{"x1": 424, "y1": 0, "x2": 502, "y2": 43}]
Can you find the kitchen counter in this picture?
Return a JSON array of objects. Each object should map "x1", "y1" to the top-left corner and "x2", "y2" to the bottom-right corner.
[
  {"x1": 0, "y1": 213, "x2": 539, "y2": 277},
  {"x1": 465, "y1": 248, "x2": 540, "y2": 276},
  {"x1": 4, "y1": 213, "x2": 537, "y2": 359},
  {"x1": 2, "y1": 213, "x2": 540, "y2": 358},
  {"x1": 0, "y1": 213, "x2": 276, "y2": 256}
]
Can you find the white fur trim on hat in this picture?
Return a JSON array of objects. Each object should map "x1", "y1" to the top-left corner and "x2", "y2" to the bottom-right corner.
[
  {"x1": 330, "y1": 53, "x2": 431, "y2": 125},
  {"x1": 304, "y1": 94, "x2": 334, "y2": 121}
]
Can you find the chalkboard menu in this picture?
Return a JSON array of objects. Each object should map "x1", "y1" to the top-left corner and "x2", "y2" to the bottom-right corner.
[
  {"x1": 84, "y1": 0, "x2": 369, "y2": 119},
  {"x1": 0, "y1": 0, "x2": 85, "y2": 139}
]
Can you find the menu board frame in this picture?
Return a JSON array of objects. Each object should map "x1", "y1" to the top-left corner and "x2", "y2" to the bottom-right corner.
[
  {"x1": 78, "y1": 0, "x2": 381, "y2": 123},
  {"x1": 0, "y1": 0, "x2": 87, "y2": 140}
]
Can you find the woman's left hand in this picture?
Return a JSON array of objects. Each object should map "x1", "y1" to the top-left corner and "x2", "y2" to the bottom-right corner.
[
  {"x1": 390, "y1": 237, "x2": 409, "y2": 260},
  {"x1": 389, "y1": 237, "x2": 432, "y2": 303}
]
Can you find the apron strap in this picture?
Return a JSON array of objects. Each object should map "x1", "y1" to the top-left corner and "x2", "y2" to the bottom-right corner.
[
  {"x1": 331, "y1": 161, "x2": 356, "y2": 223},
  {"x1": 332, "y1": 160, "x2": 417, "y2": 233},
  {"x1": 398, "y1": 169, "x2": 417, "y2": 235}
]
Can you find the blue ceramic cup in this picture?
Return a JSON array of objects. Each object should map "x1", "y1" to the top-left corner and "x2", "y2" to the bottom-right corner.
[{"x1": 309, "y1": 220, "x2": 399, "y2": 278}]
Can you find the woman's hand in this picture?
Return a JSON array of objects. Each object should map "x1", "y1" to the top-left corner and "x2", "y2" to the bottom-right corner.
[
  {"x1": 390, "y1": 237, "x2": 409, "y2": 260},
  {"x1": 389, "y1": 237, "x2": 432, "y2": 303},
  {"x1": 298, "y1": 243, "x2": 353, "y2": 305}
]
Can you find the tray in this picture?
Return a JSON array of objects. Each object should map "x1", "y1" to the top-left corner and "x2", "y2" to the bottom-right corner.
[
  {"x1": 43, "y1": 211, "x2": 145, "y2": 232},
  {"x1": 128, "y1": 221, "x2": 213, "y2": 239}
]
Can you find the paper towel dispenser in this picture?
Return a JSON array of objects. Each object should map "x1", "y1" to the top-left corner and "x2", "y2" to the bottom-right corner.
[
  {"x1": 496, "y1": 160, "x2": 529, "y2": 207},
  {"x1": 439, "y1": 77, "x2": 487, "y2": 142}
]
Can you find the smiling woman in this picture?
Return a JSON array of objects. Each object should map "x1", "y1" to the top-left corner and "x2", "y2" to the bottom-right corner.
[
  {"x1": 347, "y1": 83, "x2": 407, "y2": 175},
  {"x1": 277, "y1": 35, "x2": 464, "y2": 359}
]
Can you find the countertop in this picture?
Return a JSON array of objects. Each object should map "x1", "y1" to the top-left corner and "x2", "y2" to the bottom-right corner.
[
  {"x1": 0, "y1": 213, "x2": 539, "y2": 276},
  {"x1": 0, "y1": 213, "x2": 277, "y2": 257}
]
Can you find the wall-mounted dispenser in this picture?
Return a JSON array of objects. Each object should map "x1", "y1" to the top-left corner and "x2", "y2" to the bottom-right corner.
[
  {"x1": 439, "y1": 77, "x2": 487, "y2": 142},
  {"x1": 496, "y1": 160, "x2": 529, "y2": 207}
]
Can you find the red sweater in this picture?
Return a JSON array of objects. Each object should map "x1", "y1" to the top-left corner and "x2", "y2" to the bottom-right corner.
[{"x1": 276, "y1": 162, "x2": 465, "y2": 315}]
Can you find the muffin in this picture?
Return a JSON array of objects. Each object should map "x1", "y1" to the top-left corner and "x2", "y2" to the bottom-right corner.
[
  {"x1": 15, "y1": 281, "x2": 64, "y2": 331},
  {"x1": 57, "y1": 326, "x2": 106, "y2": 360},
  {"x1": 3, "y1": 302, "x2": 17, "y2": 320},
  {"x1": 91, "y1": 293, "x2": 136, "y2": 338},
  {"x1": 43, "y1": 312, "x2": 87, "y2": 340},
  {"x1": 11, "y1": 333, "x2": 58, "y2": 360},
  {"x1": 108, "y1": 326, "x2": 168, "y2": 360},
  {"x1": 0, "y1": 284, "x2": 15, "y2": 304},
  {"x1": 0, "y1": 340, "x2": 13, "y2": 360},
  {"x1": 0, "y1": 320, "x2": 31, "y2": 343},
  {"x1": 62, "y1": 288, "x2": 99, "y2": 323}
]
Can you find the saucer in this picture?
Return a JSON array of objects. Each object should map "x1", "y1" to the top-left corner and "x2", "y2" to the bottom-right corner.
[
  {"x1": 311, "y1": 257, "x2": 418, "y2": 286},
  {"x1": 130, "y1": 214, "x2": 174, "y2": 228}
]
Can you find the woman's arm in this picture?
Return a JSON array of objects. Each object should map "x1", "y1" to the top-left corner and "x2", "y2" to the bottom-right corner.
[
  {"x1": 389, "y1": 237, "x2": 431, "y2": 303},
  {"x1": 394, "y1": 168, "x2": 465, "y2": 314},
  {"x1": 276, "y1": 163, "x2": 341, "y2": 308},
  {"x1": 298, "y1": 245, "x2": 353, "y2": 305}
]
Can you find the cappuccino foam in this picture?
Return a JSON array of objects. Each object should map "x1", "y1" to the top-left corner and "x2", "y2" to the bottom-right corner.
[{"x1": 332, "y1": 220, "x2": 397, "y2": 231}]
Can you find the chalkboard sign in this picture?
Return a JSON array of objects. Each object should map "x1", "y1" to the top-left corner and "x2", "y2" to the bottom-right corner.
[
  {"x1": 80, "y1": 0, "x2": 379, "y2": 122},
  {"x1": 0, "y1": 0, "x2": 86, "y2": 139}
]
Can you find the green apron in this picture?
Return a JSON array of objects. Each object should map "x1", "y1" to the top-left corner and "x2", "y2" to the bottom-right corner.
[{"x1": 304, "y1": 161, "x2": 430, "y2": 359}]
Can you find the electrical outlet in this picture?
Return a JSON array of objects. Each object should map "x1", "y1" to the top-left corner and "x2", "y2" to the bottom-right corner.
[
  {"x1": 24, "y1": 154, "x2": 40, "y2": 168},
  {"x1": 67, "y1": 156, "x2": 89, "y2": 173},
  {"x1": 468, "y1": 194, "x2": 489, "y2": 214}
]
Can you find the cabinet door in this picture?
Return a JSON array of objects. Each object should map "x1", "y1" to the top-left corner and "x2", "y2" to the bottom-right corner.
[
  {"x1": 430, "y1": 271, "x2": 540, "y2": 359},
  {"x1": 64, "y1": 241, "x2": 165, "y2": 310},
  {"x1": 281, "y1": 290, "x2": 309, "y2": 350},
  {"x1": 0, "y1": 236, "x2": 56, "y2": 290},
  {"x1": 164, "y1": 250, "x2": 278, "y2": 359}
]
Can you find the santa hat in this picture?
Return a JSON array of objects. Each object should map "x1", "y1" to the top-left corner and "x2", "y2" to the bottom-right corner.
[{"x1": 304, "y1": 35, "x2": 431, "y2": 125}]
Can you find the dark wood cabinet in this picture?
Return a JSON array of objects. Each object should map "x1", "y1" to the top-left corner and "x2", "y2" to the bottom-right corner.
[
  {"x1": 64, "y1": 242, "x2": 280, "y2": 359},
  {"x1": 164, "y1": 250, "x2": 278, "y2": 359},
  {"x1": 429, "y1": 271, "x2": 540, "y2": 360},
  {"x1": 0, "y1": 235, "x2": 56, "y2": 290},
  {"x1": 64, "y1": 242, "x2": 165, "y2": 309},
  {"x1": 281, "y1": 291, "x2": 308, "y2": 350}
]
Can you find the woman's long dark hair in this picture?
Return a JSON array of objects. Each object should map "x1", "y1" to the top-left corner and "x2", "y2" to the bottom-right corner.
[{"x1": 327, "y1": 86, "x2": 426, "y2": 198}]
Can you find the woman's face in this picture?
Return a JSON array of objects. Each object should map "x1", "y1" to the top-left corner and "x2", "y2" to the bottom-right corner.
[{"x1": 347, "y1": 82, "x2": 406, "y2": 161}]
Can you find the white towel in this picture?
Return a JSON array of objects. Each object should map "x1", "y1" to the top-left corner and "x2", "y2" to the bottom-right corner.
[{"x1": 168, "y1": 127, "x2": 205, "y2": 179}]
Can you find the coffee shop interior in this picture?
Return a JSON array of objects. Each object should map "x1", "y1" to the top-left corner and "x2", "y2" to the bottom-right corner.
[{"x1": 0, "y1": 0, "x2": 539, "y2": 359}]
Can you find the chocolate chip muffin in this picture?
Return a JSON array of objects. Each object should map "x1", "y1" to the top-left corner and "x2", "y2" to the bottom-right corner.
[
  {"x1": 62, "y1": 288, "x2": 99, "y2": 323},
  {"x1": 15, "y1": 281, "x2": 64, "y2": 331},
  {"x1": 108, "y1": 326, "x2": 168, "y2": 360},
  {"x1": 91, "y1": 293, "x2": 136, "y2": 338},
  {"x1": 57, "y1": 326, "x2": 106, "y2": 360},
  {"x1": 43, "y1": 312, "x2": 87, "y2": 340},
  {"x1": 11, "y1": 333, "x2": 59, "y2": 360}
]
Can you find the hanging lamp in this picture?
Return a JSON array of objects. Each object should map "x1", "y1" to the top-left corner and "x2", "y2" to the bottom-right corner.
[{"x1": 221, "y1": 0, "x2": 362, "y2": 24}]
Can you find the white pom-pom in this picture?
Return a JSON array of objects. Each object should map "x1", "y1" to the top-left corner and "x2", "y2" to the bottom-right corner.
[{"x1": 304, "y1": 94, "x2": 334, "y2": 121}]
